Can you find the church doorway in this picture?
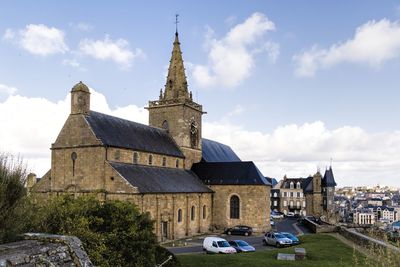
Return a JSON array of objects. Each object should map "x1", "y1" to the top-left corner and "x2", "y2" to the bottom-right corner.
[{"x1": 161, "y1": 221, "x2": 168, "y2": 240}]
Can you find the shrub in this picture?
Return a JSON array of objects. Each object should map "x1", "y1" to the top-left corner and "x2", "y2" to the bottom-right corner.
[
  {"x1": 0, "y1": 154, "x2": 28, "y2": 243},
  {"x1": 30, "y1": 195, "x2": 170, "y2": 267}
]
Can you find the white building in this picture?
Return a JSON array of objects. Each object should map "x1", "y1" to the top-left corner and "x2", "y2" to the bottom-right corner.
[{"x1": 353, "y1": 210, "x2": 375, "y2": 226}]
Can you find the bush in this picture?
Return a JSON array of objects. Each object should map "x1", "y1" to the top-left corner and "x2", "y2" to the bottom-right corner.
[
  {"x1": 0, "y1": 154, "x2": 28, "y2": 243},
  {"x1": 29, "y1": 195, "x2": 170, "y2": 267}
]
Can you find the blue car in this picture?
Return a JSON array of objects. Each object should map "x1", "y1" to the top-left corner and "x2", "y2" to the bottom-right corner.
[
  {"x1": 228, "y1": 240, "x2": 256, "y2": 252},
  {"x1": 280, "y1": 232, "x2": 300, "y2": 245}
]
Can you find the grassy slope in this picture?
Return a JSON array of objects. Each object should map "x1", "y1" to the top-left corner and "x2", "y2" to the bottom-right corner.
[{"x1": 177, "y1": 234, "x2": 367, "y2": 267}]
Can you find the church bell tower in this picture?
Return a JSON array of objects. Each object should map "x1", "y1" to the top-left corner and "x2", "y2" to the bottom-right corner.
[{"x1": 146, "y1": 29, "x2": 205, "y2": 169}]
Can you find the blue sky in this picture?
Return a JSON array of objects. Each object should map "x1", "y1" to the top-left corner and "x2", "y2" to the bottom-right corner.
[{"x1": 1, "y1": 1, "x2": 400, "y2": 187}]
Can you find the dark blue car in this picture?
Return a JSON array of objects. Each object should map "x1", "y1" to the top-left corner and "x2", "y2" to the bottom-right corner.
[{"x1": 280, "y1": 232, "x2": 300, "y2": 245}]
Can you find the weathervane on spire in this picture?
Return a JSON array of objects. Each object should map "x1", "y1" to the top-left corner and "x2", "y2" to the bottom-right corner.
[{"x1": 175, "y1": 14, "x2": 179, "y2": 34}]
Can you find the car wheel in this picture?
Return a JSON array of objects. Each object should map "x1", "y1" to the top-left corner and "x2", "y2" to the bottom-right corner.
[
  {"x1": 244, "y1": 232, "x2": 249, "y2": 236},
  {"x1": 262, "y1": 239, "x2": 267, "y2": 246},
  {"x1": 227, "y1": 231, "x2": 231, "y2": 235},
  {"x1": 276, "y1": 243, "x2": 281, "y2": 248}
]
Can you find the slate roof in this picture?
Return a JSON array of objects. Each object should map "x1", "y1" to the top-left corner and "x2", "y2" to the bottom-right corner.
[
  {"x1": 281, "y1": 178, "x2": 305, "y2": 189},
  {"x1": 266, "y1": 177, "x2": 278, "y2": 187},
  {"x1": 201, "y1": 138, "x2": 241, "y2": 162},
  {"x1": 86, "y1": 111, "x2": 184, "y2": 158},
  {"x1": 191, "y1": 161, "x2": 271, "y2": 186},
  {"x1": 110, "y1": 162, "x2": 212, "y2": 193},
  {"x1": 302, "y1": 176, "x2": 313, "y2": 193},
  {"x1": 323, "y1": 167, "x2": 337, "y2": 187}
]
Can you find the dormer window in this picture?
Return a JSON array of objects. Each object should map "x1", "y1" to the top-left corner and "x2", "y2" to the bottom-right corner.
[
  {"x1": 290, "y1": 182, "x2": 294, "y2": 189},
  {"x1": 297, "y1": 182, "x2": 301, "y2": 189}
]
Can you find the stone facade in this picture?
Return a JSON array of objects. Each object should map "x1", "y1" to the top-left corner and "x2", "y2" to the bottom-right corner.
[{"x1": 210, "y1": 185, "x2": 271, "y2": 233}]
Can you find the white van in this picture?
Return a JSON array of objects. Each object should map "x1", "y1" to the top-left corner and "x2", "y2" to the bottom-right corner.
[{"x1": 203, "y1": 237, "x2": 237, "y2": 254}]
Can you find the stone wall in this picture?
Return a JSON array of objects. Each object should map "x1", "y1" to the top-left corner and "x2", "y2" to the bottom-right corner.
[
  {"x1": 210, "y1": 185, "x2": 271, "y2": 233},
  {"x1": 338, "y1": 227, "x2": 400, "y2": 254},
  {"x1": 106, "y1": 192, "x2": 213, "y2": 241},
  {"x1": 302, "y1": 218, "x2": 337, "y2": 233},
  {"x1": 0, "y1": 233, "x2": 92, "y2": 267}
]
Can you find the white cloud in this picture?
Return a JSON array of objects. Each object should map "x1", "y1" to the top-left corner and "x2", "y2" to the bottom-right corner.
[
  {"x1": 77, "y1": 22, "x2": 93, "y2": 32},
  {"x1": 0, "y1": 88, "x2": 147, "y2": 176},
  {"x1": 294, "y1": 19, "x2": 400, "y2": 77},
  {"x1": 192, "y1": 12, "x2": 277, "y2": 88},
  {"x1": 62, "y1": 58, "x2": 86, "y2": 71},
  {"x1": 3, "y1": 24, "x2": 69, "y2": 56},
  {"x1": 79, "y1": 35, "x2": 143, "y2": 70},
  {"x1": 0, "y1": 84, "x2": 17, "y2": 96},
  {"x1": 203, "y1": 120, "x2": 400, "y2": 187}
]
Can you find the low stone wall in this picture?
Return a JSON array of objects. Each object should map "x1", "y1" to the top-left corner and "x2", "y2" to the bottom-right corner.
[
  {"x1": 302, "y1": 218, "x2": 337, "y2": 233},
  {"x1": 338, "y1": 227, "x2": 400, "y2": 254},
  {"x1": 0, "y1": 233, "x2": 93, "y2": 266}
]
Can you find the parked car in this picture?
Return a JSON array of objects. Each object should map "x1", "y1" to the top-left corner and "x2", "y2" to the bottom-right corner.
[
  {"x1": 271, "y1": 211, "x2": 284, "y2": 219},
  {"x1": 263, "y1": 232, "x2": 292, "y2": 247},
  {"x1": 270, "y1": 218, "x2": 275, "y2": 226},
  {"x1": 280, "y1": 232, "x2": 300, "y2": 245},
  {"x1": 203, "y1": 237, "x2": 237, "y2": 254},
  {"x1": 228, "y1": 240, "x2": 256, "y2": 252},
  {"x1": 286, "y1": 212, "x2": 295, "y2": 217},
  {"x1": 224, "y1": 225, "x2": 253, "y2": 236}
]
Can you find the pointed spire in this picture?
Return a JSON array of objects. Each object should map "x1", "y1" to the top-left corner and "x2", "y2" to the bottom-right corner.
[{"x1": 163, "y1": 27, "x2": 190, "y2": 101}]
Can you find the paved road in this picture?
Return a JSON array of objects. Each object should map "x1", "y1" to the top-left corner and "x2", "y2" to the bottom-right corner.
[
  {"x1": 167, "y1": 217, "x2": 310, "y2": 255},
  {"x1": 273, "y1": 217, "x2": 311, "y2": 235}
]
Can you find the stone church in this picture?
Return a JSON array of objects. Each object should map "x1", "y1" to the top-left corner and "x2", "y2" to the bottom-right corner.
[{"x1": 32, "y1": 31, "x2": 271, "y2": 241}]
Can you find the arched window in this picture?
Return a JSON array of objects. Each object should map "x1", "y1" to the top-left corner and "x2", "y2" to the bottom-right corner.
[
  {"x1": 297, "y1": 182, "x2": 301, "y2": 189},
  {"x1": 71, "y1": 152, "x2": 77, "y2": 177},
  {"x1": 290, "y1": 182, "x2": 294, "y2": 189},
  {"x1": 133, "y1": 152, "x2": 139, "y2": 164},
  {"x1": 162, "y1": 157, "x2": 166, "y2": 167},
  {"x1": 148, "y1": 154, "x2": 153, "y2": 165},
  {"x1": 230, "y1": 195, "x2": 240, "y2": 219},
  {"x1": 203, "y1": 205, "x2": 206, "y2": 219},
  {"x1": 177, "y1": 209, "x2": 182, "y2": 222},
  {"x1": 191, "y1": 206, "x2": 195, "y2": 221},
  {"x1": 175, "y1": 159, "x2": 179, "y2": 168},
  {"x1": 162, "y1": 120, "x2": 169, "y2": 132}
]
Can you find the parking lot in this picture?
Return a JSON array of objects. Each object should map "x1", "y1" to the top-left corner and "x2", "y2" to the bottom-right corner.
[{"x1": 166, "y1": 217, "x2": 310, "y2": 255}]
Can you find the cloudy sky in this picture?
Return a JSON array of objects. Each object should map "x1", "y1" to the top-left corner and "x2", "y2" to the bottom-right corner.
[{"x1": 1, "y1": 1, "x2": 400, "y2": 187}]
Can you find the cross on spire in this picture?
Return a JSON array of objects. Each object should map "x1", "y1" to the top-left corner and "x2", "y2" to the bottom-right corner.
[{"x1": 175, "y1": 14, "x2": 179, "y2": 34}]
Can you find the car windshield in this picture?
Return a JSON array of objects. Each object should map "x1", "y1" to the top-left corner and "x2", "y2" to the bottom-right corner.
[
  {"x1": 217, "y1": 241, "x2": 231, "y2": 247},
  {"x1": 236, "y1": 240, "x2": 249, "y2": 246},
  {"x1": 275, "y1": 234, "x2": 285, "y2": 239},
  {"x1": 283, "y1": 233, "x2": 295, "y2": 238}
]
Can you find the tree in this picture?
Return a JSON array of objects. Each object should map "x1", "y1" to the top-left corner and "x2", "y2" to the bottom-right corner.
[
  {"x1": 30, "y1": 195, "x2": 180, "y2": 267},
  {"x1": 0, "y1": 153, "x2": 28, "y2": 243}
]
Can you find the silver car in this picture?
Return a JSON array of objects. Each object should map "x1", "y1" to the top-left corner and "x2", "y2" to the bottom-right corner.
[{"x1": 263, "y1": 232, "x2": 292, "y2": 247}]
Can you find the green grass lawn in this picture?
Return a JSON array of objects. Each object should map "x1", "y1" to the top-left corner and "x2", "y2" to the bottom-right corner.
[{"x1": 177, "y1": 234, "x2": 367, "y2": 267}]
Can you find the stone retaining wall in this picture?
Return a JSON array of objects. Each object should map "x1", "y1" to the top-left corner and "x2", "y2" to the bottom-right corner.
[
  {"x1": 338, "y1": 227, "x2": 400, "y2": 254},
  {"x1": 303, "y1": 218, "x2": 337, "y2": 233}
]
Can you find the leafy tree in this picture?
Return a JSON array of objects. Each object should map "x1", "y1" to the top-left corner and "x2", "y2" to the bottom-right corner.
[
  {"x1": 30, "y1": 195, "x2": 180, "y2": 267},
  {"x1": 0, "y1": 153, "x2": 28, "y2": 243}
]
